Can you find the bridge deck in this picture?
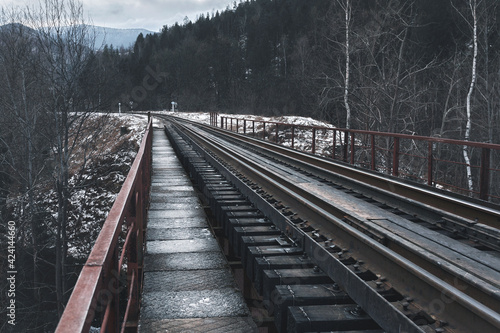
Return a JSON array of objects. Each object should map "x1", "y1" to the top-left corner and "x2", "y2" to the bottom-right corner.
[{"x1": 138, "y1": 128, "x2": 256, "y2": 332}]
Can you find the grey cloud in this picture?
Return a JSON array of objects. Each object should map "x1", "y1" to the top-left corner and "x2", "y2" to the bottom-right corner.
[{"x1": 11, "y1": 0, "x2": 233, "y2": 31}]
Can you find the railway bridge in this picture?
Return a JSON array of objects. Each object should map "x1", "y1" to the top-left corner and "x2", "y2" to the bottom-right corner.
[{"x1": 55, "y1": 113, "x2": 500, "y2": 333}]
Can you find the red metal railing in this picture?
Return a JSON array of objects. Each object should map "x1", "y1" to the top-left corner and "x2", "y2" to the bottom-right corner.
[
  {"x1": 56, "y1": 117, "x2": 153, "y2": 333},
  {"x1": 220, "y1": 116, "x2": 500, "y2": 203}
]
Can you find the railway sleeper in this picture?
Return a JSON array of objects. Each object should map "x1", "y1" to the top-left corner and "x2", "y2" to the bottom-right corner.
[{"x1": 163, "y1": 122, "x2": 441, "y2": 333}]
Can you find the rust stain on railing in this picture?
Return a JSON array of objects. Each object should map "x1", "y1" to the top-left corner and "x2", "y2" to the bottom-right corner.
[{"x1": 56, "y1": 116, "x2": 153, "y2": 333}]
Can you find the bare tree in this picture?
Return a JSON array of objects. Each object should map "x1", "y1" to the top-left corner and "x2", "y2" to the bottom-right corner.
[
  {"x1": 462, "y1": 0, "x2": 478, "y2": 194},
  {"x1": 0, "y1": 7, "x2": 51, "y2": 318},
  {"x1": 27, "y1": 0, "x2": 100, "y2": 315},
  {"x1": 338, "y1": 0, "x2": 352, "y2": 129}
]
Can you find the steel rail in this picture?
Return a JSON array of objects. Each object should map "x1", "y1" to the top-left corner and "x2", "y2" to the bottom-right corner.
[
  {"x1": 210, "y1": 136, "x2": 500, "y2": 310},
  {"x1": 162, "y1": 115, "x2": 500, "y2": 253},
  {"x1": 181, "y1": 116, "x2": 500, "y2": 229},
  {"x1": 55, "y1": 116, "x2": 152, "y2": 333},
  {"x1": 193, "y1": 119, "x2": 500, "y2": 301},
  {"x1": 193, "y1": 119, "x2": 500, "y2": 252},
  {"x1": 170, "y1": 119, "x2": 500, "y2": 333}
]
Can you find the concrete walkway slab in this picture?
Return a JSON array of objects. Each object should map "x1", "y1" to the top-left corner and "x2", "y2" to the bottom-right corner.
[{"x1": 138, "y1": 128, "x2": 256, "y2": 333}]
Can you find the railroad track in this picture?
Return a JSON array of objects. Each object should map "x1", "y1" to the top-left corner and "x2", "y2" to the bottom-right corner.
[{"x1": 157, "y1": 115, "x2": 500, "y2": 333}]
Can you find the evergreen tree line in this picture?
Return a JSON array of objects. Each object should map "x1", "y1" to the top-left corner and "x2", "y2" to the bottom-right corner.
[{"x1": 113, "y1": 0, "x2": 500, "y2": 199}]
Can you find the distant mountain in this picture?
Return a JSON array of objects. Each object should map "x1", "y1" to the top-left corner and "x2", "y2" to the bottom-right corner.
[
  {"x1": 92, "y1": 26, "x2": 155, "y2": 49},
  {"x1": 0, "y1": 23, "x2": 154, "y2": 50},
  {"x1": 0, "y1": 22, "x2": 37, "y2": 35}
]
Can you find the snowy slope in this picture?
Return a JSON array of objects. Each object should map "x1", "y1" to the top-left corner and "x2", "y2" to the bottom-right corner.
[{"x1": 38, "y1": 114, "x2": 149, "y2": 258}]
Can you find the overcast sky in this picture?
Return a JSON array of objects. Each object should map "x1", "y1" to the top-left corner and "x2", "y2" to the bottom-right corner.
[{"x1": 9, "y1": 0, "x2": 235, "y2": 32}]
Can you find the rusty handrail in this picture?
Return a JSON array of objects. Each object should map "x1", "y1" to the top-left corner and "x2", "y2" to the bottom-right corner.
[
  {"x1": 55, "y1": 117, "x2": 153, "y2": 333},
  {"x1": 220, "y1": 116, "x2": 500, "y2": 202}
]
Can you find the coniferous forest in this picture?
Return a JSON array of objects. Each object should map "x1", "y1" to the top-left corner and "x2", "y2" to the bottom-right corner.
[
  {"x1": 1, "y1": 0, "x2": 500, "y2": 331},
  {"x1": 117, "y1": 0, "x2": 500, "y2": 144}
]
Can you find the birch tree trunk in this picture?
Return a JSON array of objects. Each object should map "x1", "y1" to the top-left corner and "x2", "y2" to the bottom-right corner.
[
  {"x1": 340, "y1": 0, "x2": 352, "y2": 129},
  {"x1": 463, "y1": 0, "x2": 477, "y2": 195}
]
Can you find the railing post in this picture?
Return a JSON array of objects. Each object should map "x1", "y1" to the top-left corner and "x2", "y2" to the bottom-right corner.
[
  {"x1": 312, "y1": 128, "x2": 316, "y2": 154},
  {"x1": 252, "y1": 120, "x2": 255, "y2": 136},
  {"x1": 343, "y1": 131, "x2": 348, "y2": 162},
  {"x1": 263, "y1": 122, "x2": 266, "y2": 140},
  {"x1": 292, "y1": 125, "x2": 295, "y2": 149},
  {"x1": 479, "y1": 147, "x2": 491, "y2": 201},
  {"x1": 393, "y1": 137, "x2": 400, "y2": 177},
  {"x1": 350, "y1": 132, "x2": 355, "y2": 165},
  {"x1": 275, "y1": 123, "x2": 279, "y2": 143},
  {"x1": 332, "y1": 129, "x2": 336, "y2": 159},
  {"x1": 371, "y1": 134, "x2": 376, "y2": 170},
  {"x1": 144, "y1": 121, "x2": 152, "y2": 213},
  {"x1": 428, "y1": 141, "x2": 433, "y2": 187},
  {"x1": 230, "y1": 118, "x2": 233, "y2": 131},
  {"x1": 135, "y1": 188, "x2": 144, "y2": 318},
  {"x1": 102, "y1": 247, "x2": 119, "y2": 333},
  {"x1": 244, "y1": 119, "x2": 247, "y2": 134}
]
